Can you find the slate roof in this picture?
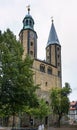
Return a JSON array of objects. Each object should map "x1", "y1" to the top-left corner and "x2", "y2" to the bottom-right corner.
[{"x1": 47, "y1": 20, "x2": 60, "y2": 46}]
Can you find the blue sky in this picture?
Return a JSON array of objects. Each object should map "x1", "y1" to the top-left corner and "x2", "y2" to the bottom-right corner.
[{"x1": 0, "y1": 0, "x2": 77, "y2": 101}]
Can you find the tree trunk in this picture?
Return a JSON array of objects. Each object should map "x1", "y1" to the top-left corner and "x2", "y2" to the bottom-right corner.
[
  {"x1": 12, "y1": 114, "x2": 15, "y2": 128},
  {"x1": 57, "y1": 114, "x2": 62, "y2": 127}
]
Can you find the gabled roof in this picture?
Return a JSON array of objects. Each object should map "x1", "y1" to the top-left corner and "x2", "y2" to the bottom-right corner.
[{"x1": 47, "y1": 20, "x2": 60, "y2": 46}]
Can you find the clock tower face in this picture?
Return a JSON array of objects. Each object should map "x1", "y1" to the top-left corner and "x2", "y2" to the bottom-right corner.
[{"x1": 30, "y1": 31, "x2": 34, "y2": 38}]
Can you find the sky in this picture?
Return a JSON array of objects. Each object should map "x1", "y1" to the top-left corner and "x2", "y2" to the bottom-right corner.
[{"x1": 0, "y1": 0, "x2": 77, "y2": 101}]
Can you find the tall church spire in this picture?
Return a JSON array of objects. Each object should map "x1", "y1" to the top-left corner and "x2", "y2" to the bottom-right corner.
[
  {"x1": 47, "y1": 19, "x2": 60, "y2": 47},
  {"x1": 46, "y1": 19, "x2": 61, "y2": 68}
]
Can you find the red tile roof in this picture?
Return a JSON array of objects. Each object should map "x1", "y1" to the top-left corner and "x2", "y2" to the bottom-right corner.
[
  {"x1": 70, "y1": 101, "x2": 77, "y2": 105},
  {"x1": 69, "y1": 101, "x2": 77, "y2": 110},
  {"x1": 70, "y1": 107, "x2": 76, "y2": 110}
]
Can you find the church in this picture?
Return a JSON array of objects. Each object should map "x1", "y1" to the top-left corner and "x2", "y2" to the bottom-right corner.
[{"x1": 19, "y1": 6, "x2": 62, "y2": 103}]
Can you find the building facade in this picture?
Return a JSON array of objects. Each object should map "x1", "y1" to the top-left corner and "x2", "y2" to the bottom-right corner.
[
  {"x1": 68, "y1": 101, "x2": 77, "y2": 123},
  {"x1": 19, "y1": 7, "x2": 62, "y2": 103}
]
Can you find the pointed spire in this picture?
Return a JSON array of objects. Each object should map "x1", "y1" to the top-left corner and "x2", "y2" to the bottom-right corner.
[{"x1": 47, "y1": 19, "x2": 60, "y2": 46}]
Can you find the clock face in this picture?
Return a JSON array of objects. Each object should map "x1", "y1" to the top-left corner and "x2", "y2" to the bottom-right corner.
[{"x1": 30, "y1": 31, "x2": 34, "y2": 38}]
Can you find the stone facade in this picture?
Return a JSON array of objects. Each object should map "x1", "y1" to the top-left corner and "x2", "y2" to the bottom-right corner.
[
  {"x1": 32, "y1": 59, "x2": 61, "y2": 102},
  {"x1": 19, "y1": 8, "x2": 62, "y2": 126}
]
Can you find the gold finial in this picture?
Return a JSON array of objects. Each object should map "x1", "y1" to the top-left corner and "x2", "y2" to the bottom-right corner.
[
  {"x1": 51, "y1": 16, "x2": 54, "y2": 23},
  {"x1": 26, "y1": 5, "x2": 30, "y2": 14}
]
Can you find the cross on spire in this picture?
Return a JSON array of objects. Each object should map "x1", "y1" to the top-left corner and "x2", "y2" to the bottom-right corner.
[
  {"x1": 26, "y1": 5, "x2": 30, "y2": 14},
  {"x1": 51, "y1": 16, "x2": 54, "y2": 23}
]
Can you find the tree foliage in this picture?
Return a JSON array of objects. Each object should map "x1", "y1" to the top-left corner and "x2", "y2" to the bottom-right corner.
[
  {"x1": 50, "y1": 83, "x2": 72, "y2": 127},
  {"x1": 0, "y1": 29, "x2": 39, "y2": 119},
  {"x1": 33, "y1": 99, "x2": 51, "y2": 121},
  {"x1": 18, "y1": 99, "x2": 50, "y2": 126},
  {"x1": 24, "y1": 99, "x2": 51, "y2": 123}
]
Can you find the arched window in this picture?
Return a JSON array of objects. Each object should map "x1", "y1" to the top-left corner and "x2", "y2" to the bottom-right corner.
[
  {"x1": 30, "y1": 51, "x2": 33, "y2": 56},
  {"x1": 58, "y1": 71, "x2": 61, "y2": 77},
  {"x1": 30, "y1": 42, "x2": 33, "y2": 46},
  {"x1": 45, "y1": 82, "x2": 48, "y2": 86},
  {"x1": 58, "y1": 54, "x2": 60, "y2": 58},
  {"x1": 26, "y1": 20, "x2": 28, "y2": 25},
  {"x1": 57, "y1": 47, "x2": 60, "y2": 51},
  {"x1": 47, "y1": 67, "x2": 52, "y2": 75},
  {"x1": 30, "y1": 20, "x2": 32, "y2": 26},
  {"x1": 40, "y1": 64, "x2": 45, "y2": 73}
]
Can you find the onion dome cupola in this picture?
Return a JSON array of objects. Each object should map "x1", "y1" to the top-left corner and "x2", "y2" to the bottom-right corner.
[
  {"x1": 19, "y1": 6, "x2": 37, "y2": 60},
  {"x1": 23, "y1": 6, "x2": 34, "y2": 30},
  {"x1": 47, "y1": 19, "x2": 60, "y2": 46}
]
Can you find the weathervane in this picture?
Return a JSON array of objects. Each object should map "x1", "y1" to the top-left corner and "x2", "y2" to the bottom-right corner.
[
  {"x1": 26, "y1": 5, "x2": 30, "y2": 14},
  {"x1": 51, "y1": 16, "x2": 54, "y2": 23}
]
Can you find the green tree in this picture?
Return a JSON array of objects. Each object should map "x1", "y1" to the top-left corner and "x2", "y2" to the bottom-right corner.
[
  {"x1": 0, "y1": 29, "x2": 39, "y2": 126},
  {"x1": 50, "y1": 83, "x2": 71, "y2": 127},
  {"x1": 32, "y1": 99, "x2": 51, "y2": 124}
]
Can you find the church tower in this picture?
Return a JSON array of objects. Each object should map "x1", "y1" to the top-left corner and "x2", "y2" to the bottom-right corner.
[
  {"x1": 46, "y1": 19, "x2": 61, "y2": 78},
  {"x1": 19, "y1": 7, "x2": 62, "y2": 125},
  {"x1": 19, "y1": 6, "x2": 37, "y2": 59},
  {"x1": 19, "y1": 7, "x2": 62, "y2": 101}
]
